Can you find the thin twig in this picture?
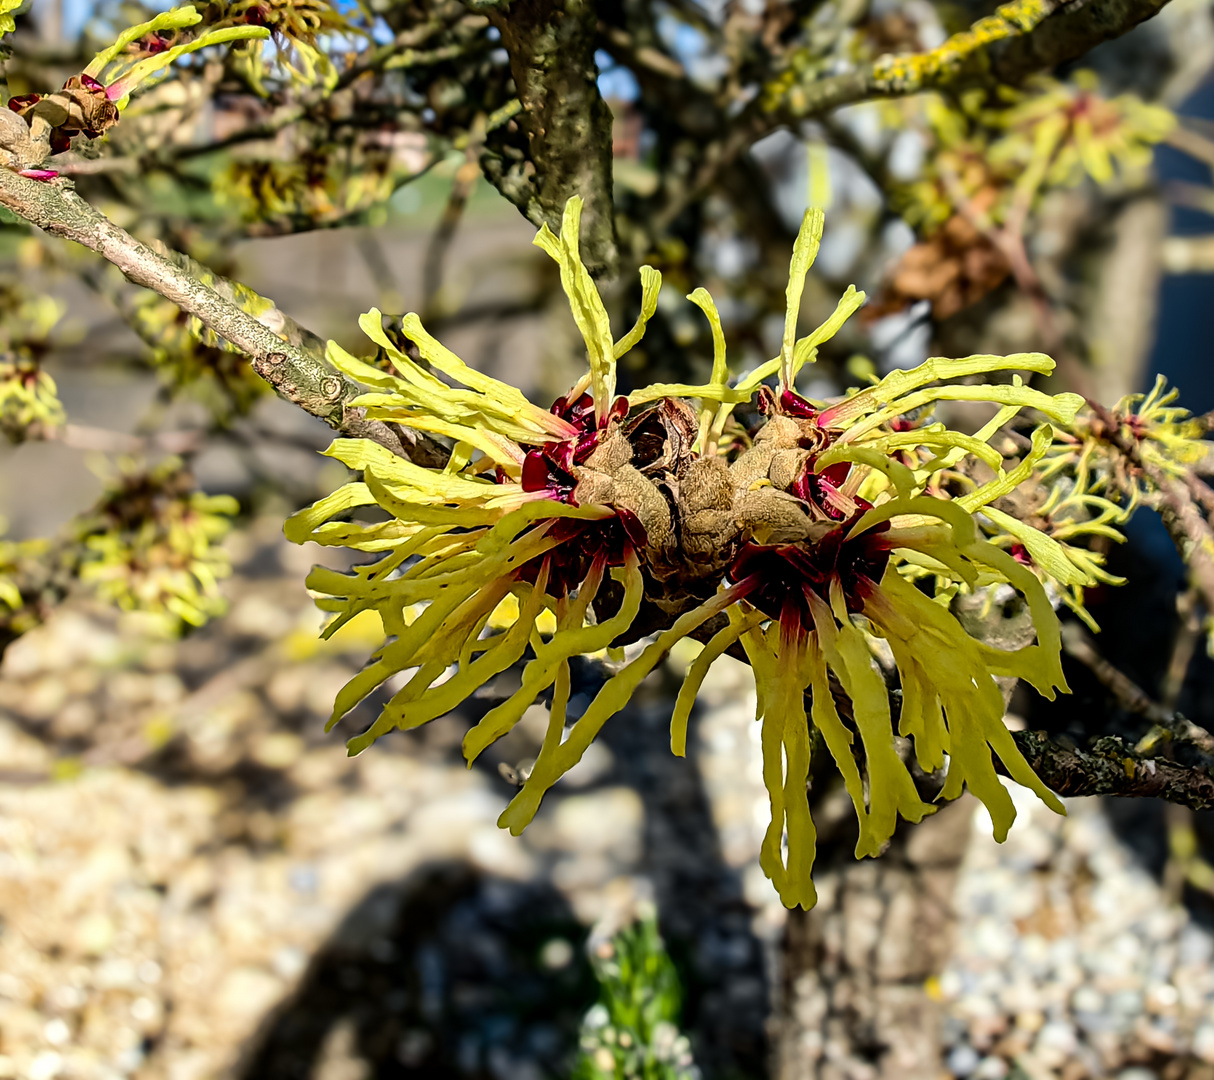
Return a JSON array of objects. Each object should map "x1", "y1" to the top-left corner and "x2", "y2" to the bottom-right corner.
[
  {"x1": 1060, "y1": 622, "x2": 1214, "y2": 758},
  {"x1": 25, "y1": 422, "x2": 204, "y2": 455},
  {"x1": 1161, "y1": 588, "x2": 1201, "y2": 710},
  {"x1": 422, "y1": 115, "x2": 487, "y2": 318},
  {"x1": 0, "y1": 167, "x2": 428, "y2": 460},
  {"x1": 1164, "y1": 123, "x2": 1214, "y2": 170}
]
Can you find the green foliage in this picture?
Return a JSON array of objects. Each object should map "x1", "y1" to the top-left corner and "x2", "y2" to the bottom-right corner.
[{"x1": 573, "y1": 915, "x2": 696, "y2": 1080}]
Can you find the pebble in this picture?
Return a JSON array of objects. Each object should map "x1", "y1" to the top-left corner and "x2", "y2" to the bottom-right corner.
[{"x1": 947, "y1": 1044, "x2": 980, "y2": 1076}]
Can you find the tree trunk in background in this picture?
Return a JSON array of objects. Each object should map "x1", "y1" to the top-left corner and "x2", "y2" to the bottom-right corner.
[
  {"x1": 772, "y1": 796, "x2": 975, "y2": 1079},
  {"x1": 1078, "y1": 192, "x2": 1167, "y2": 407}
]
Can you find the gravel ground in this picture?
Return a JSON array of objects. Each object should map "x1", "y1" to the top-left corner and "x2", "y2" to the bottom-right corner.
[
  {"x1": 0, "y1": 518, "x2": 1211, "y2": 1079},
  {"x1": 0, "y1": 518, "x2": 774, "y2": 1080},
  {"x1": 938, "y1": 786, "x2": 1214, "y2": 1080}
]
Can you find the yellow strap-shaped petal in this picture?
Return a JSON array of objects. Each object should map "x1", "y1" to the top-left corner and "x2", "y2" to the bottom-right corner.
[
  {"x1": 780, "y1": 208, "x2": 825, "y2": 388},
  {"x1": 534, "y1": 197, "x2": 617, "y2": 420},
  {"x1": 670, "y1": 608, "x2": 763, "y2": 756},
  {"x1": 613, "y1": 266, "x2": 662, "y2": 360},
  {"x1": 821, "y1": 353, "x2": 1060, "y2": 430},
  {"x1": 498, "y1": 569, "x2": 747, "y2": 834}
]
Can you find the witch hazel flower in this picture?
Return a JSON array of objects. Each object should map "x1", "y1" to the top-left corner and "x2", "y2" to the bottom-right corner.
[
  {"x1": 291, "y1": 197, "x2": 1096, "y2": 908},
  {"x1": 4, "y1": 6, "x2": 267, "y2": 175}
]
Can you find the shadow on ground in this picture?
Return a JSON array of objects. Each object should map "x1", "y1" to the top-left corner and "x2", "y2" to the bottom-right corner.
[
  {"x1": 235, "y1": 862, "x2": 595, "y2": 1079},
  {"x1": 232, "y1": 678, "x2": 773, "y2": 1078}
]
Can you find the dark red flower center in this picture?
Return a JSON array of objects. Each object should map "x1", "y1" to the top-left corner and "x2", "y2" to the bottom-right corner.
[
  {"x1": 516, "y1": 392, "x2": 629, "y2": 501},
  {"x1": 729, "y1": 505, "x2": 890, "y2": 625},
  {"x1": 731, "y1": 398, "x2": 892, "y2": 623},
  {"x1": 505, "y1": 392, "x2": 639, "y2": 595}
]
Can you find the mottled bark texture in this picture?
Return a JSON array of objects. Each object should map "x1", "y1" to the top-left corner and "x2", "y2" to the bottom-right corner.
[
  {"x1": 483, "y1": 0, "x2": 618, "y2": 277},
  {"x1": 1011, "y1": 731, "x2": 1214, "y2": 810},
  {"x1": 777, "y1": 0, "x2": 1177, "y2": 119}
]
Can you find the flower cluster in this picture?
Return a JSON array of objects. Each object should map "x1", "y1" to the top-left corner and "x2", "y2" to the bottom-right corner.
[
  {"x1": 212, "y1": 129, "x2": 422, "y2": 228},
  {"x1": 1009, "y1": 376, "x2": 1208, "y2": 627},
  {"x1": 990, "y1": 72, "x2": 1176, "y2": 191},
  {"x1": 0, "y1": 285, "x2": 67, "y2": 442},
  {"x1": 203, "y1": 0, "x2": 352, "y2": 89},
  {"x1": 876, "y1": 389, "x2": 1132, "y2": 631},
  {"x1": 1041, "y1": 375, "x2": 1209, "y2": 512},
  {"x1": 960, "y1": 450, "x2": 1127, "y2": 635},
  {"x1": 0, "y1": 354, "x2": 64, "y2": 442},
  {"x1": 895, "y1": 74, "x2": 1174, "y2": 234},
  {"x1": 205, "y1": 0, "x2": 340, "y2": 43},
  {"x1": 78, "y1": 459, "x2": 239, "y2": 633},
  {"x1": 290, "y1": 198, "x2": 1094, "y2": 908},
  {"x1": 872, "y1": 74, "x2": 1175, "y2": 320},
  {"x1": 4, "y1": 6, "x2": 268, "y2": 174},
  {"x1": 214, "y1": 156, "x2": 334, "y2": 224}
]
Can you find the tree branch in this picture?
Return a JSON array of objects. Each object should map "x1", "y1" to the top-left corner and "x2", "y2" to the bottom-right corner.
[
  {"x1": 1012, "y1": 730, "x2": 1214, "y2": 811},
  {"x1": 1061, "y1": 621, "x2": 1214, "y2": 758},
  {"x1": 648, "y1": 0, "x2": 1175, "y2": 237},
  {"x1": 0, "y1": 168, "x2": 432, "y2": 460},
  {"x1": 769, "y1": 0, "x2": 1175, "y2": 119}
]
